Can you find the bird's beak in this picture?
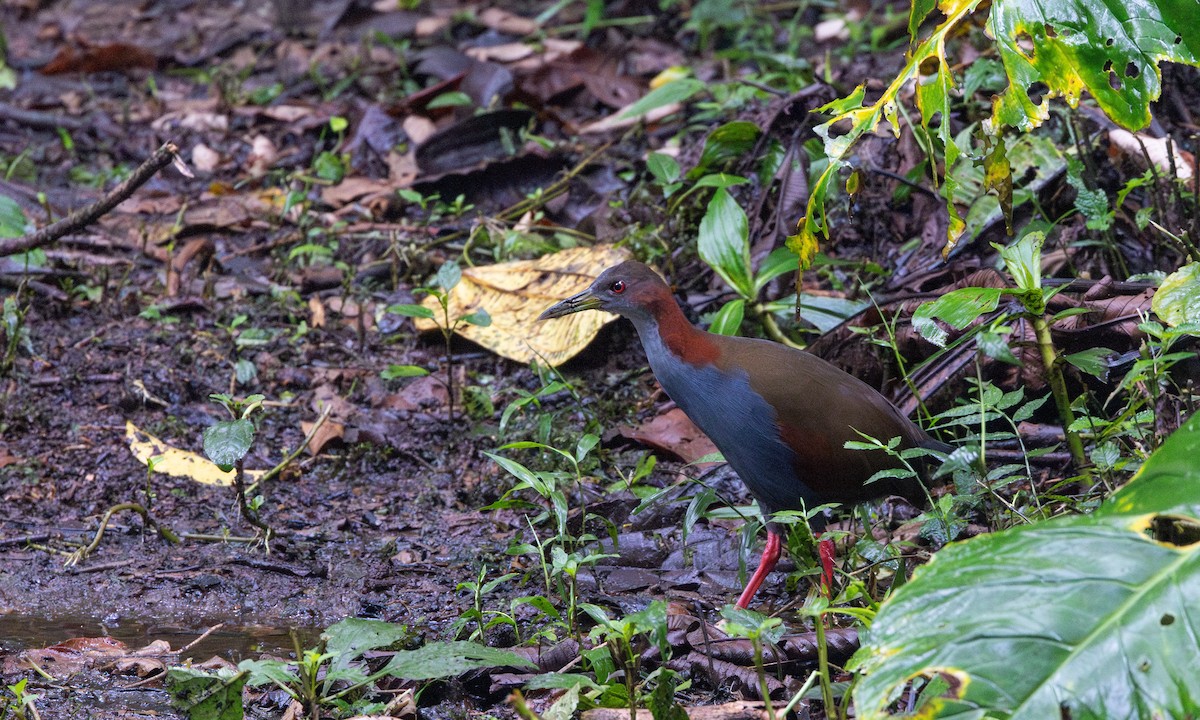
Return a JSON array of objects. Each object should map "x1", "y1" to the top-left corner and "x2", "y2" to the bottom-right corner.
[{"x1": 539, "y1": 288, "x2": 602, "y2": 320}]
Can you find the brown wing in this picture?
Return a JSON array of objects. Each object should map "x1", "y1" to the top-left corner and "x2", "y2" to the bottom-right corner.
[{"x1": 712, "y1": 334, "x2": 929, "y2": 505}]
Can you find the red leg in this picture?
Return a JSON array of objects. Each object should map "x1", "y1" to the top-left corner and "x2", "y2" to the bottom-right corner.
[
  {"x1": 736, "y1": 530, "x2": 782, "y2": 608},
  {"x1": 817, "y1": 534, "x2": 836, "y2": 598}
]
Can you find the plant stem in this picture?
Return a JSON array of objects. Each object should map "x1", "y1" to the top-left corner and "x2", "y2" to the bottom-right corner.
[
  {"x1": 814, "y1": 613, "x2": 837, "y2": 718},
  {"x1": 1028, "y1": 311, "x2": 1088, "y2": 469}
]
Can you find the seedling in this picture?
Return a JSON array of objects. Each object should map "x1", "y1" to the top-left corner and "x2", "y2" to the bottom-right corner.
[
  {"x1": 204, "y1": 392, "x2": 271, "y2": 542},
  {"x1": 386, "y1": 261, "x2": 491, "y2": 422}
]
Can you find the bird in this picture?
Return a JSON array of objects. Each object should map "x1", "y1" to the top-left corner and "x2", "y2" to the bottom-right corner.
[{"x1": 539, "y1": 260, "x2": 947, "y2": 608}]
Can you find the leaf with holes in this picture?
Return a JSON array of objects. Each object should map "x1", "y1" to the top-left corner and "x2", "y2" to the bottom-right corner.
[
  {"x1": 851, "y1": 412, "x2": 1200, "y2": 720},
  {"x1": 989, "y1": 0, "x2": 1200, "y2": 131}
]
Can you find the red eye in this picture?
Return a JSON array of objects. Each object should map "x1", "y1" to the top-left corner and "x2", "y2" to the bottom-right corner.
[{"x1": 610, "y1": 280, "x2": 626, "y2": 294}]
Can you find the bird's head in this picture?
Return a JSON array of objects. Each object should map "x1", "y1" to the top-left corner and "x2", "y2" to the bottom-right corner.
[{"x1": 539, "y1": 261, "x2": 670, "y2": 323}]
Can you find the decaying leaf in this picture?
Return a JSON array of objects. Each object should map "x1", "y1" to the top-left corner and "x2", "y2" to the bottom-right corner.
[
  {"x1": 125, "y1": 421, "x2": 265, "y2": 486},
  {"x1": 413, "y1": 245, "x2": 632, "y2": 365}
]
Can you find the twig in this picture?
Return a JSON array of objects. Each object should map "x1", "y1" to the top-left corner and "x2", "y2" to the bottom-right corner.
[
  {"x1": 65, "y1": 502, "x2": 180, "y2": 566},
  {"x1": 0, "y1": 142, "x2": 189, "y2": 257},
  {"x1": 180, "y1": 623, "x2": 226, "y2": 653},
  {"x1": 246, "y1": 405, "x2": 333, "y2": 494}
]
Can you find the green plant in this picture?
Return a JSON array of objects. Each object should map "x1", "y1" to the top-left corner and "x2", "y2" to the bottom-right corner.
[
  {"x1": 791, "y1": 0, "x2": 1200, "y2": 269},
  {"x1": 913, "y1": 231, "x2": 1091, "y2": 468},
  {"x1": 0, "y1": 295, "x2": 31, "y2": 377},
  {"x1": 204, "y1": 393, "x2": 271, "y2": 541},
  {"x1": 450, "y1": 565, "x2": 519, "y2": 642},
  {"x1": 170, "y1": 618, "x2": 534, "y2": 720},
  {"x1": 719, "y1": 605, "x2": 787, "y2": 717},
  {"x1": 1, "y1": 679, "x2": 41, "y2": 720},
  {"x1": 386, "y1": 261, "x2": 491, "y2": 422},
  {"x1": 580, "y1": 600, "x2": 671, "y2": 720},
  {"x1": 486, "y1": 433, "x2": 616, "y2": 637},
  {"x1": 850, "y1": 412, "x2": 1200, "y2": 719}
]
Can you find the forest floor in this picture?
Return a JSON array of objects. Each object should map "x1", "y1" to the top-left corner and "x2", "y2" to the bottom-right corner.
[{"x1": 0, "y1": 0, "x2": 1196, "y2": 718}]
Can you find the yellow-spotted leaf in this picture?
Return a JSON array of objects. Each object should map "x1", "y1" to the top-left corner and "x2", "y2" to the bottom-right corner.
[{"x1": 851, "y1": 412, "x2": 1200, "y2": 719}]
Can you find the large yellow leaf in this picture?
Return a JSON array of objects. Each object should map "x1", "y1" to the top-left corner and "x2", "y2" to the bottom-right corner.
[
  {"x1": 413, "y1": 245, "x2": 632, "y2": 366},
  {"x1": 125, "y1": 421, "x2": 265, "y2": 486}
]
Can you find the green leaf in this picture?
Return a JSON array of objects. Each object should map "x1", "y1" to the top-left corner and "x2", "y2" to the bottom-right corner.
[
  {"x1": 0, "y1": 195, "x2": 29, "y2": 238},
  {"x1": 989, "y1": 0, "x2": 1200, "y2": 131},
  {"x1": 322, "y1": 618, "x2": 413, "y2": 671},
  {"x1": 202, "y1": 419, "x2": 254, "y2": 470},
  {"x1": 427, "y1": 91, "x2": 473, "y2": 109},
  {"x1": 974, "y1": 330, "x2": 1019, "y2": 365},
  {"x1": 753, "y1": 246, "x2": 800, "y2": 294},
  {"x1": 1153, "y1": 262, "x2": 1200, "y2": 328},
  {"x1": 692, "y1": 173, "x2": 749, "y2": 190},
  {"x1": 237, "y1": 658, "x2": 301, "y2": 690},
  {"x1": 998, "y1": 230, "x2": 1044, "y2": 294},
  {"x1": 380, "y1": 641, "x2": 535, "y2": 680},
  {"x1": 912, "y1": 287, "x2": 1003, "y2": 347},
  {"x1": 434, "y1": 262, "x2": 462, "y2": 291},
  {"x1": 461, "y1": 308, "x2": 491, "y2": 327},
  {"x1": 691, "y1": 121, "x2": 761, "y2": 178},
  {"x1": 386, "y1": 303, "x2": 435, "y2": 319},
  {"x1": 618, "y1": 78, "x2": 704, "y2": 119},
  {"x1": 167, "y1": 667, "x2": 249, "y2": 720},
  {"x1": 708, "y1": 299, "x2": 745, "y2": 336},
  {"x1": 1063, "y1": 347, "x2": 1114, "y2": 378},
  {"x1": 852, "y1": 413, "x2": 1200, "y2": 720},
  {"x1": 381, "y1": 364, "x2": 430, "y2": 379},
  {"x1": 646, "y1": 152, "x2": 681, "y2": 185},
  {"x1": 697, "y1": 188, "x2": 753, "y2": 299}
]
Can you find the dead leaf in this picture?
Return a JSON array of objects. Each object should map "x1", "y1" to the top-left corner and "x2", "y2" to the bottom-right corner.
[
  {"x1": 302, "y1": 418, "x2": 345, "y2": 455},
  {"x1": 620, "y1": 408, "x2": 720, "y2": 464},
  {"x1": 1108, "y1": 128, "x2": 1197, "y2": 184},
  {"x1": 41, "y1": 42, "x2": 158, "y2": 74},
  {"x1": 412, "y1": 245, "x2": 632, "y2": 365},
  {"x1": 191, "y1": 143, "x2": 221, "y2": 172},
  {"x1": 125, "y1": 421, "x2": 265, "y2": 486},
  {"x1": 477, "y1": 7, "x2": 537, "y2": 35}
]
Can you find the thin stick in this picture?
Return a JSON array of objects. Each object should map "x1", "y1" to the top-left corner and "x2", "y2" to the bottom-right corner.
[{"x1": 0, "y1": 142, "x2": 189, "y2": 256}]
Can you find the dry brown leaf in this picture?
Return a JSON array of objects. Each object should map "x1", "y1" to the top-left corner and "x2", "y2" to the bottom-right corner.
[
  {"x1": 620, "y1": 408, "x2": 720, "y2": 464},
  {"x1": 477, "y1": 7, "x2": 537, "y2": 35},
  {"x1": 412, "y1": 245, "x2": 632, "y2": 365}
]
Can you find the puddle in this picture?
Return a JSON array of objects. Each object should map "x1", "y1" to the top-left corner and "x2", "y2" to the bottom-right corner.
[{"x1": 0, "y1": 613, "x2": 321, "y2": 661}]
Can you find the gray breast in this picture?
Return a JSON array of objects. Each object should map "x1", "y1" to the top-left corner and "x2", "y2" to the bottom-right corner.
[{"x1": 636, "y1": 325, "x2": 821, "y2": 518}]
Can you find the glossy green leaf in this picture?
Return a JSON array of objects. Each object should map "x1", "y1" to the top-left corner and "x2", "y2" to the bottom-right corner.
[
  {"x1": 202, "y1": 419, "x2": 254, "y2": 470},
  {"x1": 989, "y1": 0, "x2": 1200, "y2": 131},
  {"x1": 753, "y1": 246, "x2": 800, "y2": 294},
  {"x1": 322, "y1": 618, "x2": 413, "y2": 673},
  {"x1": 698, "y1": 188, "x2": 753, "y2": 299},
  {"x1": 708, "y1": 298, "x2": 745, "y2": 336},
  {"x1": 913, "y1": 287, "x2": 1003, "y2": 346},
  {"x1": 1152, "y1": 261, "x2": 1200, "y2": 328},
  {"x1": 852, "y1": 413, "x2": 1200, "y2": 720}
]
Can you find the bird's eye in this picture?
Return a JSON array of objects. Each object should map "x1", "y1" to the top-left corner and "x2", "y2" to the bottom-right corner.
[{"x1": 610, "y1": 280, "x2": 626, "y2": 294}]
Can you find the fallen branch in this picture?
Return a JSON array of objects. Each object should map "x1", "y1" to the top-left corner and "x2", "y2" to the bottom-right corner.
[{"x1": 0, "y1": 141, "x2": 189, "y2": 257}]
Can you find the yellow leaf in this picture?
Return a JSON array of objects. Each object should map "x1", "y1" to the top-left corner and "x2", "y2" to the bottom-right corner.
[
  {"x1": 413, "y1": 245, "x2": 632, "y2": 366},
  {"x1": 125, "y1": 421, "x2": 265, "y2": 486}
]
